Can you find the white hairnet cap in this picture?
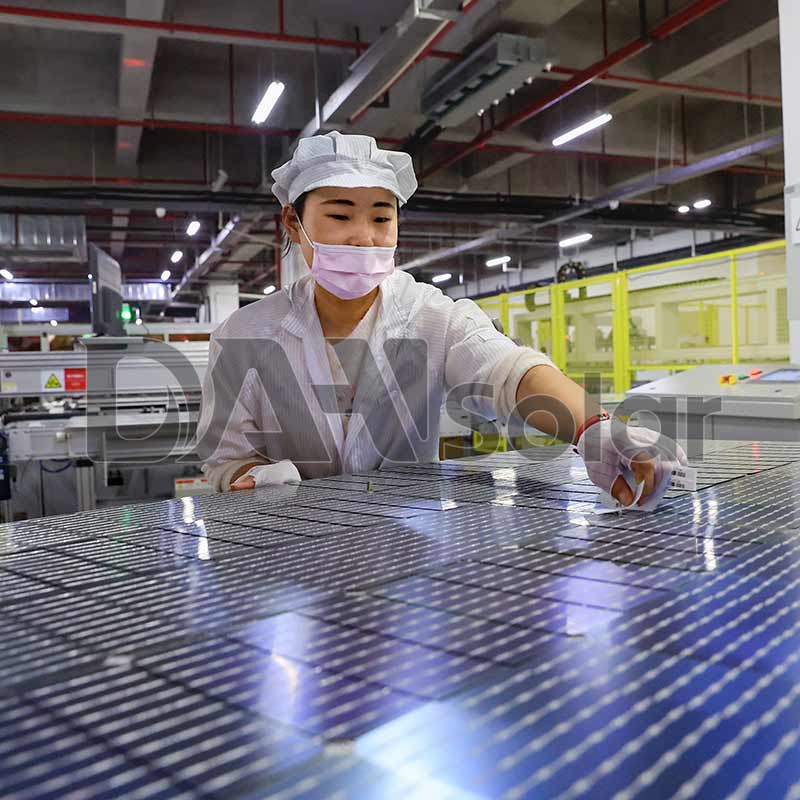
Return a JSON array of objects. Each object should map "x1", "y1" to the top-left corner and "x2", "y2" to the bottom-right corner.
[{"x1": 271, "y1": 131, "x2": 418, "y2": 207}]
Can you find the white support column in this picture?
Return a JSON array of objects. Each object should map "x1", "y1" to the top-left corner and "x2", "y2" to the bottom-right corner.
[
  {"x1": 203, "y1": 282, "x2": 240, "y2": 325},
  {"x1": 779, "y1": 0, "x2": 800, "y2": 361}
]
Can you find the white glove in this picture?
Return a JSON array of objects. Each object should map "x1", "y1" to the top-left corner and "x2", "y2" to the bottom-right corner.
[
  {"x1": 575, "y1": 418, "x2": 688, "y2": 510},
  {"x1": 234, "y1": 459, "x2": 301, "y2": 489}
]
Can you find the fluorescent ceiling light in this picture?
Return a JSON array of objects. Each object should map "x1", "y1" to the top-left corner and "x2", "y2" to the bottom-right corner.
[
  {"x1": 263, "y1": 285, "x2": 276, "y2": 295},
  {"x1": 553, "y1": 113, "x2": 612, "y2": 147},
  {"x1": 29, "y1": 298, "x2": 38, "y2": 306},
  {"x1": 678, "y1": 205, "x2": 691, "y2": 214},
  {"x1": 170, "y1": 250, "x2": 183, "y2": 264},
  {"x1": 252, "y1": 81, "x2": 285, "y2": 124},
  {"x1": 486, "y1": 255, "x2": 512, "y2": 268},
  {"x1": 49, "y1": 319, "x2": 58, "y2": 327},
  {"x1": 693, "y1": 198, "x2": 712, "y2": 209},
  {"x1": 432, "y1": 273, "x2": 452, "y2": 284},
  {"x1": 0, "y1": 268, "x2": 13, "y2": 280},
  {"x1": 160, "y1": 269, "x2": 171, "y2": 282},
  {"x1": 217, "y1": 219, "x2": 237, "y2": 244},
  {"x1": 559, "y1": 232, "x2": 593, "y2": 249},
  {"x1": 186, "y1": 219, "x2": 201, "y2": 237}
]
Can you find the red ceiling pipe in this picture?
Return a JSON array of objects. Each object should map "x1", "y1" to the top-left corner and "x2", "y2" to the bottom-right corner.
[
  {"x1": 0, "y1": 171, "x2": 261, "y2": 188},
  {"x1": 483, "y1": 141, "x2": 783, "y2": 176},
  {"x1": 0, "y1": 3, "x2": 460, "y2": 60},
  {"x1": 549, "y1": 65, "x2": 781, "y2": 107},
  {"x1": 228, "y1": 45, "x2": 235, "y2": 126},
  {"x1": 418, "y1": 0, "x2": 732, "y2": 181},
  {"x1": 0, "y1": 110, "x2": 297, "y2": 137},
  {"x1": 381, "y1": 133, "x2": 782, "y2": 176}
]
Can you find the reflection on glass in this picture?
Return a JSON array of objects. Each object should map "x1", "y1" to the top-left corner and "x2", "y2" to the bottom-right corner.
[
  {"x1": 181, "y1": 496, "x2": 196, "y2": 524},
  {"x1": 491, "y1": 468, "x2": 517, "y2": 484},
  {"x1": 703, "y1": 538, "x2": 717, "y2": 571}
]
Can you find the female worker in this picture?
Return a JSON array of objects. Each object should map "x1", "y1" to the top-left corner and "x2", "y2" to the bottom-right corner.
[{"x1": 196, "y1": 131, "x2": 683, "y2": 505}]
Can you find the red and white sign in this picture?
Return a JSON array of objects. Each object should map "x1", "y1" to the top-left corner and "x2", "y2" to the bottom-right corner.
[{"x1": 64, "y1": 368, "x2": 87, "y2": 392}]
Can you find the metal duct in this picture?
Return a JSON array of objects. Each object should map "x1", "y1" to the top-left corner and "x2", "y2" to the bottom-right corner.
[
  {"x1": 171, "y1": 212, "x2": 268, "y2": 300},
  {"x1": 422, "y1": 34, "x2": 553, "y2": 128},
  {"x1": 0, "y1": 215, "x2": 87, "y2": 262},
  {"x1": 0, "y1": 282, "x2": 170, "y2": 303},
  {"x1": 297, "y1": 0, "x2": 462, "y2": 139},
  {"x1": 0, "y1": 307, "x2": 69, "y2": 323}
]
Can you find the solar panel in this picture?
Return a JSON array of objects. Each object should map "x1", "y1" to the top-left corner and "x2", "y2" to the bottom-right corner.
[{"x1": 2, "y1": 440, "x2": 800, "y2": 797}]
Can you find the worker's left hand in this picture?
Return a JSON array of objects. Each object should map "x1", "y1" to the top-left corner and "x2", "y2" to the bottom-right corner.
[
  {"x1": 230, "y1": 459, "x2": 302, "y2": 491},
  {"x1": 576, "y1": 418, "x2": 687, "y2": 508}
]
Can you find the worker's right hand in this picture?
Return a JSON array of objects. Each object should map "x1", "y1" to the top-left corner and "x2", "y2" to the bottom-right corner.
[
  {"x1": 575, "y1": 417, "x2": 687, "y2": 508},
  {"x1": 229, "y1": 459, "x2": 302, "y2": 491}
]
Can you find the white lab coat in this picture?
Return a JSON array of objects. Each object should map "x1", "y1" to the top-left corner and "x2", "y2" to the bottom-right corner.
[{"x1": 196, "y1": 270, "x2": 555, "y2": 490}]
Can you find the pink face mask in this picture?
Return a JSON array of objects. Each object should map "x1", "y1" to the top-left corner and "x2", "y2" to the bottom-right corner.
[{"x1": 297, "y1": 219, "x2": 396, "y2": 300}]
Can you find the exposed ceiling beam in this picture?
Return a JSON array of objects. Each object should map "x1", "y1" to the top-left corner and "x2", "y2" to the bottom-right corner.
[
  {"x1": 171, "y1": 213, "x2": 269, "y2": 300},
  {"x1": 401, "y1": 130, "x2": 782, "y2": 270},
  {"x1": 609, "y1": 4, "x2": 778, "y2": 116},
  {"x1": 112, "y1": 0, "x2": 166, "y2": 260},
  {"x1": 418, "y1": 0, "x2": 733, "y2": 182},
  {"x1": 0, "y1": 3, "x2": 458, "y2": 58},
  {"x1": 546, "y1": 66, "x2": 781, "y2": 108},
  {"x1": 0, "y1": 110, "x2": 295, "y2": 137}
]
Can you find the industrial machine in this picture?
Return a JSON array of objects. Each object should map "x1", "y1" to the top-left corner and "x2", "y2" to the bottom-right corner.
[
  {"x1": 0, "y1": 332, "x2": 211, "y2": 519},
  {"x1": 625, "y1": 362, "x2": 800, "y2": 441}
]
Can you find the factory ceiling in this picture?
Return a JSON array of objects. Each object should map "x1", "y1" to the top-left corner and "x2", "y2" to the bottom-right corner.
[{"x1": 0, "y1": 0, "x2": 784, "y2": 299}]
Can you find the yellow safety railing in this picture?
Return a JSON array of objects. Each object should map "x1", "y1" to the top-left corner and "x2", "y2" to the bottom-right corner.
[{"x1": 474, "y1": 239, "x2": 787, "y2": 396}]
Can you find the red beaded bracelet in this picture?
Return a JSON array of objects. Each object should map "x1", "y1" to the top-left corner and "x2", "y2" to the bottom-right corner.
[{"x1": 573, "y1": 411, "x2": 611, "y2": 446}]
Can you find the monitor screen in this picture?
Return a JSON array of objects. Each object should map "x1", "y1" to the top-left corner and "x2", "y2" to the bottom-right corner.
[{"x1": 758, "y1": 369, "x2": 800, "y2": 383}]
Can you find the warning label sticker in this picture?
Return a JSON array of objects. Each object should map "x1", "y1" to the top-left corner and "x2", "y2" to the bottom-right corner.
[
  {"x1": 64, "y1": 368, "x2": 87, "y2": 392},
  {"x1": 40, "y1": 369, "x2": 65, "y2": 392}
]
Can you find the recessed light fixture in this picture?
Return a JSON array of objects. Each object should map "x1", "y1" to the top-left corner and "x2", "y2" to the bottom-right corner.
[
  {"x1": 693, "y1": 198, "x2": 712, "y2": 210},
  {"x1": 49, "y1": 319, "x2": 58, "y2": 327},
  {"x1": 263, "y1": 285, "x2": 276, "y2": 295},
  {"x1": 432, "y1": 273, "x2": 452, "y2": 284},
  {"x1": 0, "y1": 268, "x2": 13, "y2": 280},
  {"x1": 29, "y1": 298, "x2": 38, "y2": 306},
  {"x1": 186, "y1": 218, "x2": 201, "y2": 237},
  {"x1": 678, "y1": 205, "x2": 691, "y2": 214},
  {"x1": 486, "y1": 255, "x2": 512, "y2": 268},
  {"x1": 553, "y1": 113, "x2": 612, "y2": 147},
  {"x1": 160, "y1": 269, "x2": 171, "y2": 282},
  {"x1": 170, "y1": 250, "x2": 183, "y2": 264},
  {"x1": 559, "y1": 232, "x2": 593, "y2": 249}
]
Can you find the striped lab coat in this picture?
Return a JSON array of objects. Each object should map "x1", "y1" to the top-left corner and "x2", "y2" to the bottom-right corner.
[{"x1": 196, "y1": 271, "x2": 555, "y2": 490}]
